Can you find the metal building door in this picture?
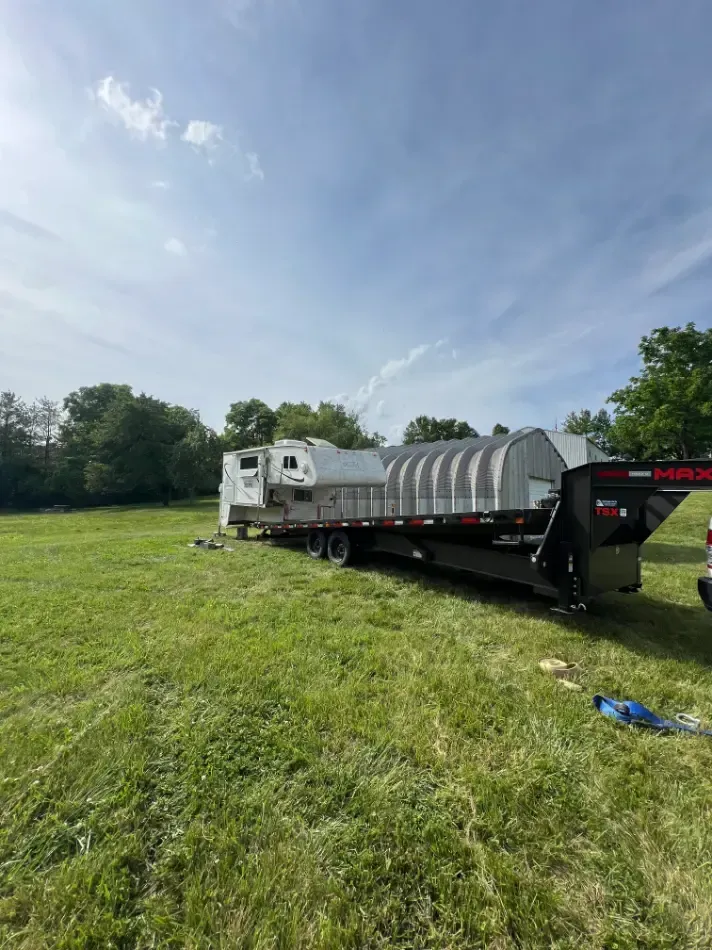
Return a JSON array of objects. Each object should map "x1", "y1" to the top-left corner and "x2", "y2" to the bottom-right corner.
[{"x1": 528, "y1": 476, "x2": 553, "y2": 507}]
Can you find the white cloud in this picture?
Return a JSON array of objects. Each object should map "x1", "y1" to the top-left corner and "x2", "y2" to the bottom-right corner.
[
  {"x1": 245, "y1": 151, "x2": 264, "y2": 181},
  {"x1": 150, "y1": 180, "x2": 170, "y2": 189},
  {"x1": 181, "y1": 120, "x2": 223, "y2": 152},
  {"x1": 352, "y1": 340, "x2": 442, "y2": 410},
  {"x1": 452, "y1": 348, "x2": 458, "y2": 359},
  {"x1": 91, "y1": 76, "x2": 175, "y2": 142},
  {"x1": 375, "y1": 399, "x2": 386, "y2": 417},
  {"x1": 164, "y1": 237, "x2": 187, "y2": 256}
]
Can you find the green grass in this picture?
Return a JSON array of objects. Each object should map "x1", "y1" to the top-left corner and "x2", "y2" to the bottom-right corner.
[{"x1": 2, "y1": 496, "x2": 712, "y2": 949}]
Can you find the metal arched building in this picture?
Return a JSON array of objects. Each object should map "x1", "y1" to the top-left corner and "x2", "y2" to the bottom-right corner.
[{"x1": 339, "y1": 428, "x2": 567, "y2": 519}]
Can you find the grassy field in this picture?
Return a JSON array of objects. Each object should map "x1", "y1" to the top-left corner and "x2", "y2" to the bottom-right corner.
[{"x1": 1, "y1": 496, "x2": 712, "y2": 949}]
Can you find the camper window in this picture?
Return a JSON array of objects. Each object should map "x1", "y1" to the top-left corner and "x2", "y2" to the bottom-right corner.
[
  {"x1": 293, "y1": 489, "x2": 313, "y2": 503},
  {"x1": 283, "y1": 455, "x2": 298, "y2": 470},
  {"x1": 240, "y1": 455, "x2": 259, "y2": 470}
]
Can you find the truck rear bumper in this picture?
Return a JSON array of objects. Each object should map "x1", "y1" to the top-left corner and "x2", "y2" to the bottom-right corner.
[{"x1": 698, "y1": 576, "x2": 712, "y2": 611}]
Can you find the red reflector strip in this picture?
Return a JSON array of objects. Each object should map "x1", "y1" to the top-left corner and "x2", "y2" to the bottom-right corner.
[
  {"x1": 408, "y1": 519, "x2": 424, "y2": 526},
  {"x1": 598, "y1": 469, "x2": 630, "y2": 478},
  {"x1": 515, "y1": 517, "x2": 525, "y2": 524},
  {"x1": 382, "y1": 520, "x2": 395, "y2": 526},
  {"x1": 460, "y1": 517, "x2": 481, "y2": 524}
]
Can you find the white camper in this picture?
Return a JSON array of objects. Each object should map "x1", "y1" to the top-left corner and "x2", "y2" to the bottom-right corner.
[{"x1": 219, "y1": 438, "x2": 386, "y2": 528}]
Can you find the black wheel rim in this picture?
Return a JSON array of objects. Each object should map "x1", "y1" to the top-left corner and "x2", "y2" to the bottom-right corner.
[{"x1": 334, "y1": 541, "x2": 346, "y2": 561}]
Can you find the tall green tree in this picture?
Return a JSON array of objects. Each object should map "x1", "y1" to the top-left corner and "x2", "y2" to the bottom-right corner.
[
  {"x1": 275, "y1": 401, "x2": 384, "y2": 448},
  {"x1": 86, "y1": 393, "x2": 181, "y2": 502},
  {"x1": 170, "y1": 422, "x2": 222, "y2": 502},
  {"x1": 224, "y1": 399, "x2": 277, "y2": 450},
  {"x1": 402, "y1": 416, "x2": 479, "y2": 445},
  {"x1": 0, "y1": 392, "x2": 32, "y2": 506},
  {"x1": 0, "y1": 391, "x2": 30, "y2": 460},
  {"x1": 36, "y1": 398, "x2": 61, "y2": 471},
  {"x1": 55, "y1": 384, "x2": 134, "y2": 502},
  {"x1": 562, "y1": 408, "x2": 612, "y2": 452},
  {"x1": 607, "y1": 323, "x2": 712, "y2": 459},
  {"x1": 491, "y1": 423, "x2": 510, "y2": 436}
]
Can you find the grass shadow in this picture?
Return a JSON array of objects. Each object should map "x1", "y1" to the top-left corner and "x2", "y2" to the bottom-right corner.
[{"x1": 354, "y1": 553, "x2": 712, "y2": 668}]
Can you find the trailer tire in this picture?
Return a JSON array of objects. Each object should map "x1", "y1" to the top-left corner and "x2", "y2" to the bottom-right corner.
[
  {"x1": 327, "y1": 530, "x2": 353, "y2": 567},
  {"x1": 306, "y1": 530, "x2": 327, "y2": 560}
]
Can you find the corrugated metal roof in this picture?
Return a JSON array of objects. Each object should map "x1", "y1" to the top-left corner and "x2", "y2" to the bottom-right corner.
[
  {"x1": 540, "y1": 430, "x2": 609, "y2": 468},
  {"x1": 339, "y1": 428, "x2": 567, "y2": 518}
]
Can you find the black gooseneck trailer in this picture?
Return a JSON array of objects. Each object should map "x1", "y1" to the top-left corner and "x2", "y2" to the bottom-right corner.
[{"x1": 248, "y1": 461, "x2": 712, "y2": 611}]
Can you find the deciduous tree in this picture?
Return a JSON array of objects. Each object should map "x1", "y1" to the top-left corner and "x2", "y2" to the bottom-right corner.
[
  {"x1": 607, "y1": 324, "x2": 712, "y2": 459},
  {"x1": 275, "y1": 401, "x2": 384, "y2": 448},
  {"x1": 562, "y1": 408, "x2": 612, "y2": 452},
  {"x1": 402, "y1": 416, "x2": 479, "y2": 445},
  {"x1": 224, "y1": 399, "x2": 277, "y2": 450}
]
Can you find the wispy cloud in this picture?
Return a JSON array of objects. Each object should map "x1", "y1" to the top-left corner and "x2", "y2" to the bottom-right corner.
[
  {"x1": 352, "y1": 339, "x2": 446, "y2": 411},
  {"x1": 245, "y1": 152, "x2": 264, "y2": 181},
  {"x1": 164, "y1": 237, "x2": 187, "y2": 256},
  {"x1": 91, "y1": 76, "x2": 175, "y2": 142},
  {"x1": 150, "y1": 180, "x2": 170, "y2": 190},
  {"x1": 182, "y1": 120, "x2": 223, "y2": 153},
  {"x1": 0, "y1": 209, "x2": 60, "y2": 242},
  {"x1": 641, "y1": 234, "x2": 712, "y2": 295},
  {"x1": 388, "y1": 423, "x2": 405, "y2": 444}
]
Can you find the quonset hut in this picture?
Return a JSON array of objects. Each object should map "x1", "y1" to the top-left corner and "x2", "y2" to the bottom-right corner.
[{"x1": 339, "y1": 427, "x2": 567, "y2": 519}]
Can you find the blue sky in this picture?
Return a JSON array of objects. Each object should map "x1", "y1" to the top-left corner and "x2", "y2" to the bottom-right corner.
[{"x1": 1, "y1": 0, "x2": 711, "y2": 441}]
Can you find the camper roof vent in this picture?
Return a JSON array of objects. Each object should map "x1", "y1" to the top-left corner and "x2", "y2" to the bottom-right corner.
[{"x1": 304, "y1": 437, "x2": 337, "y2": 448}]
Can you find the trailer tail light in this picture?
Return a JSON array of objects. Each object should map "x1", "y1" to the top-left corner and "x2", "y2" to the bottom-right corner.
[
  {"x1": 706, "y1": 518, "x2": 712, "y2": 577},
  {"x1": 460, "y1": 517, "x2": 481, "y2": 525}
]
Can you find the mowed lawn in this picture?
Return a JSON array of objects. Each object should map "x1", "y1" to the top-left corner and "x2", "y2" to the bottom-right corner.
[{"x1": 2, "y1": 497, "x2": 712, "y2": 949}]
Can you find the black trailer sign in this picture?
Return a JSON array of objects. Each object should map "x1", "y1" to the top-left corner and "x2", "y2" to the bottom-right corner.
[{"x1": 593, "y1": 465, "x2": 712, "y2": 484}]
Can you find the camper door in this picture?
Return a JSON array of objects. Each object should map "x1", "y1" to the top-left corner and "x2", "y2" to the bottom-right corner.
[{"x1": 234, "y1": 451, "x2": 264, "y2": 507}]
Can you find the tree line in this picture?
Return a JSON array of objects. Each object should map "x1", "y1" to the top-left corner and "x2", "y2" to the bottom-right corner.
[{"x1": 1, "y1": 323, "x2": 710, "y2": 509}]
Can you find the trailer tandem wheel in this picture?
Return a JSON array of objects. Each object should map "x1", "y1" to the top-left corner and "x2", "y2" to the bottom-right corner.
[
  {"x1": 306, "y1": 529, "x2": 328, "y2": 560},
  {"x1": 327, "y1": 530, "x2": 353, "y2": 567}
]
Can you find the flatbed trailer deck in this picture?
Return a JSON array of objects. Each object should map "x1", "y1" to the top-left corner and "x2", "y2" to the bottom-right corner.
[{"x1": 228, "y1": 460, "x2": 712, "y2": 611}]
